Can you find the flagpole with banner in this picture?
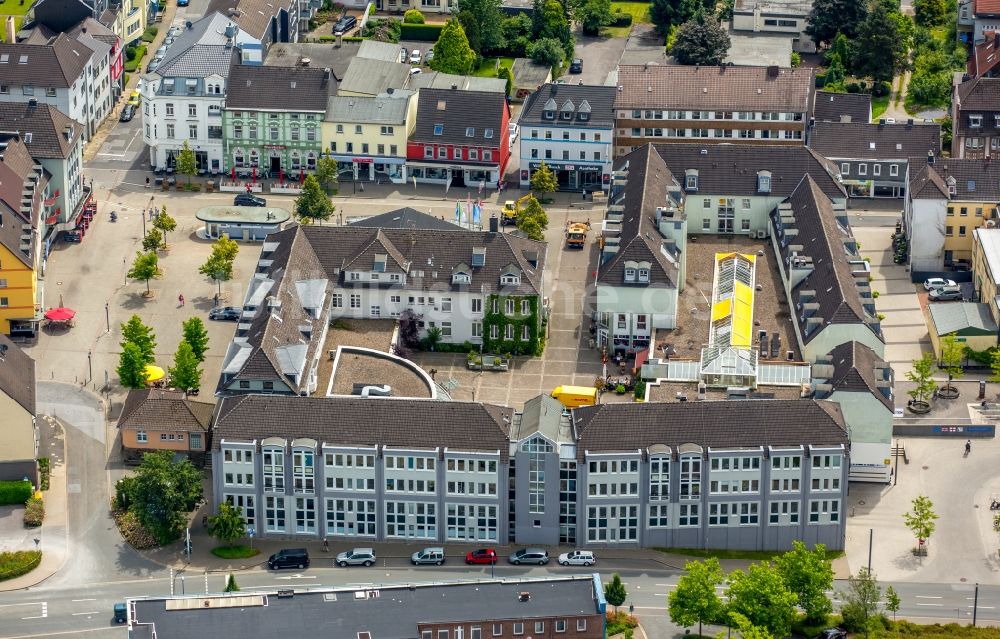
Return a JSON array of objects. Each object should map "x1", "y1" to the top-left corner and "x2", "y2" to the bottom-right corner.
[{"x1": 455, "y1": 201, "x2": 462, "y2": 224}]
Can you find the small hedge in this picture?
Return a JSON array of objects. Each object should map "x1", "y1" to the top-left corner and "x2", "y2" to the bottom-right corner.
[
  {"x1": 141, "y1": 26, "x2": 158, "y2": 42},
  {"x1": 113, "y1": 508, "x2": 159, "y2": 549},
  {"x1": 611, "y1": 11, "x2": 633, "y2": 26},
  {"x1": 124, "y1": 45, "x2": 147, "y2": 73},
  {"x1": 400, "y1": 23, "x2": 442, "y2": 40},
  {"x1": 0, "y1": 480, "x2": 31, "y2": 505},
  {"x1": 0, "y1": 550, "x2": 42, "y2": 581},
  {"x1": 23, "y1": 495, "x2": 43, "y2": 527},
  {"x1": 403, "y1": 8, "x2": 425, "y2": 23},
  {"x1": 37, "y1": 458, "x2": 50, "y2": 491}
]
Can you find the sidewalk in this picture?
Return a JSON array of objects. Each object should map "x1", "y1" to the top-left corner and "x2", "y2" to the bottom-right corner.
[{"x1": 0, "y1": 417, "x2": 69, "y2": 591}]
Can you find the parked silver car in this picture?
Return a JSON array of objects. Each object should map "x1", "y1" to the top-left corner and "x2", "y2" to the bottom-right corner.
[{"x1": 336, "y1": 548, "x2": 376, "y2": 567}]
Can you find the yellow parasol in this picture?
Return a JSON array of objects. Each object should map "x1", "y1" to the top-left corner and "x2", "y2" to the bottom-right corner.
[{"x1": 143, "y1": 364, "x2": 166, "y2": 382}]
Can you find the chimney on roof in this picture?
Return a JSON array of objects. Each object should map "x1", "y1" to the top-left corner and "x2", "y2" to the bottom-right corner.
[
  {"x1": 324, "y1": 67, "x2": 333, "y2": 83},
  {"x1": 451, "y1": 83, "x2": 458, "y2": 90},
  {"x1": 928, "y1": 150, "x2": 935, "y2": 165},
  {"x1": 27, "y1": 98, "x2": 37, "y2": 108},
  {"x1": 907, "y1": 118, "x2": 913, "y2": 128},
  {"x1": 878, "y1": 118, "x2": 886, "y2": 126},
  {"x1": 489, "y1": 215, "x2": 498, "y2": 234},
  {"x1": 63, "y1": 124, "x2": 73, "y2": 140},
  {"x1": 4, "y1": 17, "x2": 13, "y2": 45},
  {"x1": 766, "y1": 65, "x2": 779, "y2": 78}
]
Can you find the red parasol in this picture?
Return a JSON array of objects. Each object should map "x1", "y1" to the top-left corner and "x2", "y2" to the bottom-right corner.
[
  {"x1": 231, "y1": 167, "x2": 236, "y2": 181},
  {"x1": 252, "y1": 166, "x2": 257, "y2": 183},
  {"x1": 44, "y1": 307, "x2": 76, "y2": 321},
  {"x1": 279, "y1": 169, "x2": 284, "y2": 184},
  {"x1": 299, "y1": 168, "x2": 305, "y2": 183}
]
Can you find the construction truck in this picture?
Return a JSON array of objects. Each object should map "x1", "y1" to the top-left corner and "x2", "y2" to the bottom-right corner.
[
  {"x1": 565, "y1": 220, "x2": 590, "y2": 249},
  {"x1": 501, "y1": 194, "x2": 533, "y2": 225}
]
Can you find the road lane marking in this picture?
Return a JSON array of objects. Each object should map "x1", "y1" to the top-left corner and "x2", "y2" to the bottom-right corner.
[
  {"x1": 71, "y1": 599, "x2": 96, "y2": 603},
  {"x1": 916, "y1": 603, "x2": 943, "y2": 606},
  {"x1": 916, "y1": 596, "x2": 943, "y2": 599},
  {"x1": 0, "y1": 626, "x2": 114, "y2": 639},
  {"x1": 19, "y1": 602, "x2": 47, "y2": 620},
  {"x1": 72, "y1": 612, "x2": 101, "y2": 616},
  {"x1": 0, "y1": 603, "x2": 45, "y2": 608}
]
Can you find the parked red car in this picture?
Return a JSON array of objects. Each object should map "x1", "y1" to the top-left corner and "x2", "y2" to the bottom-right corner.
[{"x1": 465, "y1": 548, "x2": 498, "y2": 565}]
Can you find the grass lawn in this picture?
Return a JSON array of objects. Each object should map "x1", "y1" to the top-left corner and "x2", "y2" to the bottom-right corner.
[
  {"x1": 211, "y1": 545, "x2": 260, "y2": 559},
  {"x1": 657, "y1": 547, "x2": 845, "y2": 561},
  {"x1": 872, "y1": 94, "x2": 890, "y2": 121},
  {"x1": 472, "y1": 57, "x2": 514, "y2": 78},
  {"x1": 607, "y1": 1, "x2": 651, "y2": 38}
]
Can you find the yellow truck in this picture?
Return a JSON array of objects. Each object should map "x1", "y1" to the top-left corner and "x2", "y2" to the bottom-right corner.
[
  {"x1": 551, "y1": 385, "x2": 598, "y2": 408},
  {"x1": 501, "y1": 195, "x2": 533, "y2": 225},
  {"x1": 565, "y1": 221, "x2": 590, "y2": 249}
]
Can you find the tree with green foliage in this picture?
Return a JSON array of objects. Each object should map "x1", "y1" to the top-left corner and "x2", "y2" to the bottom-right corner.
[
  {"x1": 805, "y1": 0, "x2": 867, "y2": 47},
  {"x1": 885, "y1": 585, "x2": 900, "y2": 621},
  {"x1": 315, "y1": 156, "x2": 339, "y2": 192},
  {"x1": 839, "y1": 568, "x2": 884, "y2": 634},
  {"x1": 851, "y1": 2, "x2": 906, "y2": 84},
  {"x1": 668, "y1": 557, "x2": 725, "y2": 637},
  {"x1": 939, "y1": 332, "x2": 964, "y2": 393},
  {"x1": 502, "y1": 13, "x2": 534, "y2": 57},
  {"x1": 175, "y1": 141, "x2": 198, "y2": 185},
  {"x1": 530, "y1": 161, "x2": 558, "y2": 198},
  {"x1": 225, "y1": 574, "x2": 240, "y2": 592},
  {"x1": 516, "y1": 196, "x2": 549, "y2": 241},
  {"x1": 153, "y1": 206, "x2": 177, "y2": 247},
  {"x1": 603, "y1": 573, "x2": 627, "y2": 612},
  {"x1": 671, "y1": 10, "x2": 731, "y2": 65},
  {"x1": 906, "y1": 352, "x2": 938, "y2": 405},
  {"x1": 529, "y1": 37, "x2": 565, "y2": 70},
  {"x1": 725, "y1": 562, "x2": 798, "y2": 639},
  {"x1": 142, "y1": 228, "x2": 164, "y2": 252},
  {"x1": 294, "y1": 174, "x2": 334, "y2": 225},
  {"x1": 774, "y1": 541, "x2": 834, "y2": 625},
  {"x1": 403, "y1": 8, "x2": 425, "y2": 22},
  {"x1": 497, "y1": 65, "x2": 514, "y2": 96},
  {"x1": 914, "y1": 0, "x2": 945, "y2": 25},
  {"x1": 903, "y1": 494, "x2": 939, "y2": 549},
  {"x1": 182, "y1": 317, "x2": 209, "y2": 363},
  {"x1": 118, "y1": 450, "x2": 203, "y2": 544},
  {"x1": 117, "y1": 342, "x2": 149, "y2": 389},
  {"x1": 456, "y1": 0, "x2": 506, "y2": 54},
  {"x1": 208, "y1": 502, "x2": 247, "y2": 547},
  {"x1": 576, "y1": 0, "x2": 614, "y2": 35},
  {"x1": 168, "y1": 340, "x2": 201, "y2": 392},
  {"x1": 990, "y1": 347, "x2": 1000, "y2": 383},
  {"x1": 121, "y1": 315, "x2": 157, "y2": 364},
  {"x1": 431, "y1": 19, "x2": 477, "y2": 75},
  {"x1": 651, "y1": 0, "x2": 706, "y2": 33},
  {"x1": 199, "y1": 236, "x2": 239, "y2": 297},
  {"x1": 128, "y1": 250, "x2": 160, "y2": 295},
  {"x1": 727, "y1": 612, "x2": 776, "y2": 639},
  {"x1": 533, "y1": 0, "x2": 572, "y2": 52}
]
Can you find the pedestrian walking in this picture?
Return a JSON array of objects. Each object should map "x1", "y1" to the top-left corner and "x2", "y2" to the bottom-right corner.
[
  {"x1": 323, "y1": 537, "x2": 329, "y2": 552},
  {"x1": 178, "y1": 293, "x2": 185, "y2": 307},
  {"x1": 213, "y1": 293, "x2": 219, "y2": 307},
  {"x1": 145, "y1": 176, "x2": 150, "y2": 188},
  {"x1": 966, "y1": 439, "x2": 972, "y2": 455}
]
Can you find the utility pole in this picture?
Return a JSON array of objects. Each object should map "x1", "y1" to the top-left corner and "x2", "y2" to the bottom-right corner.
[
  {"x1": 974, "y1": 583, "x2": 980, "y2": 626},
  {"x1": 868, "y1": 528, "x2": 873, "y2": 574}
]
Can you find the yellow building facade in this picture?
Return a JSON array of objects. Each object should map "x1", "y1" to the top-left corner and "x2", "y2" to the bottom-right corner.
[
  {"x1": 0, "y1": 244, "x2": 37, "y2": 335},
  {"x1": 322, "y1": 93, "x2": 417, "y2": 185},
  {"x1": 943, "y1": 201, "x2": 999, "y2": 266}
]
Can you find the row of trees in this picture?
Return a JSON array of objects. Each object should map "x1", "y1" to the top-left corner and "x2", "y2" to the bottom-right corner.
[
  {"x1": 117, "y1": 314, "x2": 209, "y2": 392},
  {"x1": 904, "y1": 332, "x2": 1000, "y2": 407},
  {"x1": 811, "y1": 0, "x2": 911, "y2": 91}
]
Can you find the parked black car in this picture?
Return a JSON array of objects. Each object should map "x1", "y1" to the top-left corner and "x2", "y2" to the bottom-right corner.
[
  {"x1": 234, "y1": 193, "x2": 266, "y2": 206},
  {"x1": 268, "y1": 548, "x2": 310, "y2": 570},
  {"x1": 569, "y1": 58, "x2": 583, "y2": 73},
  {"x1": 119, "y1": 104, "x2": 136, "y2": 122},
  {"x1": 63, "y1": 231, "x2": 82, "y2": 243},
  {"x1": 209, "y1": 306, "x2": 241, "y2": 321},
  {"x1": 333, "y1": 15, "x2": 357, "y2": 33}
]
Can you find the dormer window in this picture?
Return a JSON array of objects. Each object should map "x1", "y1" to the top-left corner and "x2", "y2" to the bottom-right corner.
[
  {"x1": 757, "y1": 170, "x2": 772, "y2": 193},
  {"x1": 638, "y1": 268, "x2": 649, "y2": 282},
  {"x1": 373, "y1": 253, "x2": 387, "y2": 273},
  {"x1": 500, "y1": 270, "x2": 521, "y2": 286},
  {"x1": 466, "y1": 127, "x2": 475, "y2": 137},
  {"x1": 544, "y1": 110, "x2": 555, "y2": 120},
  {"x1": 452, "y1": 271, "x2": 471, "y2": 284},
  {"x1": 947, "y1": 176, "x2": 957, "y2": 196},
  {"x1": 578, "y1": 112, "x2": 589, "y2": 121},
  {"x1": 685, "y1": 169, "x2": 699, "y2": 192},
  {"x1": 561, "y1": 110, "x2": 572, "y2": 120},
  {"x1": 433, "y1": 124, "x2": 444, "y2": 135},
  {"x1": 970, "y1": 115, "x2": 983, "y2": 128},
  {"x1": 624, "y1": 268, "x2": 636, "y2": 282}
]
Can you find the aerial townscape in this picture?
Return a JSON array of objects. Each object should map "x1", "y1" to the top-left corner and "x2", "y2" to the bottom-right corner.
[{"x1": 1, "y1": 0, "x2": 1000, "y2": 636}]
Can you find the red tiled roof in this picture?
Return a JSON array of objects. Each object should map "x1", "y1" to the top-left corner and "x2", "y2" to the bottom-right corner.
[
  {"x1": 972, "y1": 31, "x2": 1000, "y2": 77},
  {"x1": 976, "y1": 0, "x2": 1000, "y2": 15}
]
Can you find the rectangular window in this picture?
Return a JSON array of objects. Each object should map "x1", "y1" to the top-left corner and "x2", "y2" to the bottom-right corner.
[
  {"x1": 534, "y1": 623, "x2": 544, "y2": 634},
  {"x1": 513, "y1": 624, "x2": 523, "y2": 636},
  {"x1": 493, "y1": 625, "x2": 502, "y2": 637},
  {"x1": 840, "y1": 163, "x2": 849, "y2": 175},
  {"x1": 577, "y1": 620, "x2": 586, "y2": 632},
  {"x1": 890, "y1": 164, "x2": 898, "y2": 177},
  {"x1": 556, "y1": 621, "x2": 566, "y2": 633}
]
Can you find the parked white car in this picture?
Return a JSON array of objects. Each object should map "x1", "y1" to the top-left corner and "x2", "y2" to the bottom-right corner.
[
  {"x1": 924, "y1": 277, "x2": 957, "y2": 291},
  {"x1": 557, "y1": 550, "x2": 596, "y2": 566},
  {"x1": 410, "y1": 49, "x2": 422, "y2": 65},
  {"x1": 508, "y1": 122, "x2": 519, "y2": 148}
]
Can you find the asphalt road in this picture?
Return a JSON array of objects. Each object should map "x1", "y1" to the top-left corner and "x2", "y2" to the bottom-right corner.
[{"x1": 3, "y1": 559, "x2": 1000, "y2": 639}]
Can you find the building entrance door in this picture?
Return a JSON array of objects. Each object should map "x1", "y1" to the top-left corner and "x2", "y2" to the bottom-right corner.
[{"x1": 270, "y1": 156, "x2": 281, "y2": 174}]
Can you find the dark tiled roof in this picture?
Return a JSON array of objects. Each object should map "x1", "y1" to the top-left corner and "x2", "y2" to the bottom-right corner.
[
  {"x1": 302, "y1": 224, "x2": 546, "y2": 296},
  {"x1": 775, "y1": 176, "x2": 881, "y2": 345},
  {"x1": 226, "y1": 64, "x2": 334, "y2": 111},
  {"x1": 0, "y1": 333, "x2": 35, "y2": 415},
  {"x1": 956, "y1": 76, "x2": 1000, "y2": 111},
  {"x1": 971, "y1": 32, "x2": 1000, "y2": 77},
  {"x1": 809, "y1": 122, "x2": 941, "y2": 160},
  {"x1": 615, "y1": 64, "x2": 813, "y2": 112},
  {"x1": 213, "y1": 395, "x2": 514, "y2": 460},
  {"x1": 820, "y1": 342, "x2": 894, "y2": 411},
  {"x1": 411, "y1": 88, "x2": 509, "y2": 146},
  {"x1": 572, "y1": 399, "x2": 848, "y2": 459},
  {"x1": 118, "y1": 389, "x2": 214, "y2": 433},
  {"x1": 912, "y1": 156, "x2": 1000, "y2": 200},
  {"x1": 654, "y1": 143, "x2": 846, "y2": 199},
  {"x1": 907, "y1": 159, "x2": 949, "y2": 198},
  {"x1": 30, "y1": 0, "x2": 93, "y2": 33},
  {"x1": 349, "y1": 207, "x2": 464, "y2": 231},
  {"x1": 156, "y1": 12, "x2": 239, "y2": 78},
  {"x1": 205, "y1": 0, "x2": 291, "y2": 39},
  {"x1": 0, "y1": 33, "x2": 92, "y2": 88},
  {"x1": 813, "y1": 91, "x2": 872, "y2": 123},
  {"x1": 0, "y1": 101, "x2": 82, "y2": 158},
  {"x1": 597, "y1": 145, "x2": 679, "y2": 288},
  {"x1": 520, "y1": 83, "x2": 617, "y2": 129},
  {"x1": 0, "y1": 137, "x2": 42, "y2": 268}
]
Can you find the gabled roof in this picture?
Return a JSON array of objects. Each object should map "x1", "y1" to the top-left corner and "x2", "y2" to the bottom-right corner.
[
  {"x1": 809, "y1": 122, "x2": 941, "y2": 161},
  {"x1": 912, "y1": 156, "x2": 1000, "y2": 201},
  {"x1": 907, "y1": 160, "x2": 949, "y2": 199},
  {"x1": 356, "y1": 39, "x2": 401, "y2": 62},
  {"x1": 226, "y1": 64, "x2": 334, "y2": 111},
  {"x1": 29, "y1": 0, "x2": 94, "y2": 33},
  {"x1": 118, "y1": 389, "x2": 214, "y2": 433},
  {"x1": 407, "y1": 71, "x2": 506, "y2": 93},
  {"x1": 971, "y1": 32, "x2": 1000, "y2": 78},
  {"x1": 597, "y1": 145, "x2": 679, "y2": 288},
  {"x1": 0, "y1": 101, "x2": 82, "y2": 158},
  {"x1": 348, "y1": 207, "x2": 463, "y2": 231},
  {"x1": 0, "y1": 33, "x2": 93, "y2": 88},
  {"x1": 213, "y1": 395, "x2": 514, "y2": 460},
  {"x1": 776, "y1": 176, "x2": 881, "y2": 344},
  {"x1": 156, "y1": 12, "x2": 239, "y2": 78},
  {"x1": 929, "y1": 301, "x2": 1000, "y2": 335},
  {"x1": 654, "y1": 143, "x2": 846, "y2": 199},
  {"x1": 509, "y1": 393, "x2": 574, "y2": 445},
  {"x1": 338, "y1": 58, "x2": 412, "y2": 96},
  {"x1": 324, "y1": 93, "x2": 410, "y2": 125},
  {"x1": 411, "y1": 88, "x2": 508, "y2": 147},
  {"x1": 206, "y1": 0, "x2": 293, "y2": 40},
  {"x1": 813, "y1": 91, "x2": 872, "y2": 123},
  {"x1": 820, "y1": 342, "x2": 893, "y2": 411},
  {"x1": 572, "y1": 399, "x2": 848, "y2": 459},
  {"x1": 520, "y1": 83, "x2": 617, "y2": 129},
  {"x1": 615, "y1": 64, "x2": 813, "y2": 112},
  {"x1": 976, "y1": 0, "x2": 1000, "y2": 15},
  {"x1": 0, "y1": 136, "x2": 42, "y2": 268},
  {"x1": 956, "y1": 76, "x2": 1000, "y2": 111},
  {"x1": 0, "y1": 333, "x2": 34, "y2": 416}
]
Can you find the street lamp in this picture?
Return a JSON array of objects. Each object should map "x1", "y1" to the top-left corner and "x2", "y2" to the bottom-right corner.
[
  {"x1": 87, "y1": 350, "x2": 92, "y2": 383},
  {"x1": 104, "y1": 302, "x2": 110, "y2": 333}
]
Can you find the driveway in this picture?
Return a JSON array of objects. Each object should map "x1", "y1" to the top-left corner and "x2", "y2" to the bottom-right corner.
[
  {"x1": 619, "y1": 24, "x2": 669, "y2": 67},
  {"x1": 572, "y1": 32, "x2": 628, "y2": 86}
]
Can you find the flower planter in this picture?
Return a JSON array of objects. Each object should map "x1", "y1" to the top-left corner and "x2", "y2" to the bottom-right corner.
[
  {"x1": 938, "y1": 386, "x2": 960, "y2": 399},
  {"x1": 907, "y1": 400, "x2": 931, "y2": 414}
]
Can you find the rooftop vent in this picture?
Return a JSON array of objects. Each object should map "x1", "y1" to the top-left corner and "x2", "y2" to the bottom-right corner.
[{"x1": 518, "y1": 592, "x2": 531, "y2": 602}]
